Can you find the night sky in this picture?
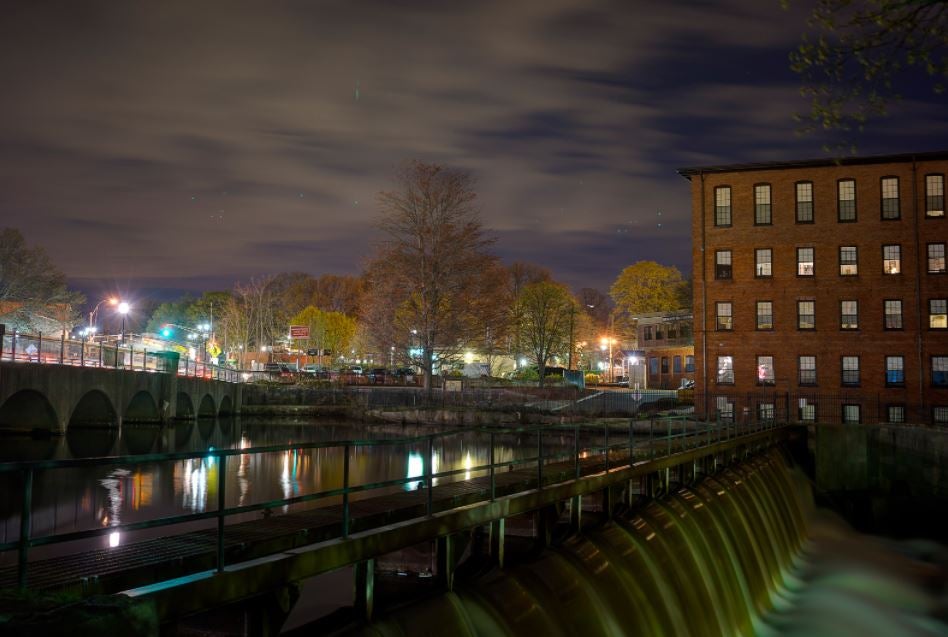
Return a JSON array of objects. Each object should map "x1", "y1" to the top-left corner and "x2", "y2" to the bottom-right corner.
[{"x1": 3, "y1": 0, "x2": 948, "y2": 300}]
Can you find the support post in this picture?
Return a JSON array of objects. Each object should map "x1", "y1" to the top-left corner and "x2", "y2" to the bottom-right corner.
[
  {"x1": 602, "y1": 486, "x2": 613, "y2": 520},
  {"x1": 426, "y1": 435, "x2": 434, "y2": 516},
  {"x1": 536, "y1": 427, "x2": 543, "y2": 489},
  {"x1": 243, "y1": 584, "x2": 300, "y2": 637},
  {"x1": 489, "y1": 518, "x2": 505, "y2": 568},
  {"x1": 217, "y1": 453, "x2": 226, "y2": 572},
  {"x1": 343, "y1": 443, "x2": 350, "y2": 537},
  {"x1": 569, "y1": 495, "x2": 582, "y2": 533},
  {"x1": 436, "y1": 535, "x2": 456, "y2": 592},
  {"x1": 574, "y1": 424, "x2": 580, "y2": 479},
  {"x1": 59, "y1": 332, "x2": 64, "y2": 364},
  {"x1": 354, "y1": 559, "x2": 375, "y2": 622},
  {"x1": 489, "y1": 431, "x2": 496, "y2": 501},
  {"x1": 17, "y1": 468, "x2": 33, "y2": 590}
]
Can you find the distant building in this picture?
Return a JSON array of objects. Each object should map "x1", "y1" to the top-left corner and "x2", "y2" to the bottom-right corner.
[
  {"x1": 627, "y1": 311, "x2": 694, "y2": 389},
  {"x1": 679, "y1": 151, "x2": 948, "y2": 425}
]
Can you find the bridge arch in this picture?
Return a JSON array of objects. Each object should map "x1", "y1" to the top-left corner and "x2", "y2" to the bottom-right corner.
[
  {"x1": 124, "y1": 391, "x2": 161, "y2": 424},
  {"x1": 175, "y1": 392, "x2": 194, "y2": 420},
  {"x1": 0, "y1": 390, "x2": 58, "y2": 435},
  {"x1": 69, "y1": 390, "x2": 117, "y2": 429},
  {"x1": 197, "y1": 394, "x2": 216, "y2": 419},
  {"x1": 218, "y1": 395, "x2": 234, "y2": 417}
]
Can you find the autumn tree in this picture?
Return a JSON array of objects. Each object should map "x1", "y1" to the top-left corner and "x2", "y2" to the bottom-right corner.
[
  {"x1": 289, "y1": 305, "x2": 357, "y2": 367},
  {"x1": 363, "y1": 161, "x2": 504, "y2": 395},
  {"x1": 789, "y1": 0, "x2": 948, "y2": 145},
  {"x1": 0, "y1": 228, "x2": 84, "y2": 332},
  {"x1": 516, "y1": 281, "x2": 577, "y2": 387},
  {"x1": 610, "y1": 261, "x2": 687, "y2": 316}
]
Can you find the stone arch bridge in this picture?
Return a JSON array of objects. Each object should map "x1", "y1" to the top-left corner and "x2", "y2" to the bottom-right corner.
[{"x1": 0, "y1": 361, "x2": 242, "y2": 436}]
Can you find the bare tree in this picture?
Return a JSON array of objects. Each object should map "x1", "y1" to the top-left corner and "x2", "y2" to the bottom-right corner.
[{"x1": 363, "y1": 161, "x2": 501, "y2": 395}]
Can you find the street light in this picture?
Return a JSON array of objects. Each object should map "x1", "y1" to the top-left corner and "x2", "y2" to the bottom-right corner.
[
  {"x1": 89, "y1": 297, "x2": 118, "y2": 331},
  {"x1": 117, "y1": 302, "x2": 130, "y2": 345},
  {"x1": 600, "y1": 336, "x2": 616, "y2": 383}
]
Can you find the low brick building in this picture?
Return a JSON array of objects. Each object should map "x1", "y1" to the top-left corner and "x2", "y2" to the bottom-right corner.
[
  {"x1": 628, "y1": 312, "x2": 695, "y2": 389},
  {"x1": 679, "y1": 151, "x2": 948, "y2": 425}
]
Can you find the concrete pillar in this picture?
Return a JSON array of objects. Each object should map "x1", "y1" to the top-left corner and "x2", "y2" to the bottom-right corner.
[
  {"x1": 534, "y1": 505, "x2": 557, "y2": 549},
  {"x1": 242, "y1": 583, "x2": 299, "y2": 637},
  {"x1": 436, "y1": 535, "x2": 456, "y2": 592},
  {"x1": 601, "y1": 487, "x2": 612, "y2": 520},
  {"x1": 489, "y1": 518, "x2": 505, "y2": 568},
  {"x1": 569, "y1": 495, "x2": 582, "y2": 533},
  {"x1": 354, "y1": 558, "x2": 375, "y2": 621}
]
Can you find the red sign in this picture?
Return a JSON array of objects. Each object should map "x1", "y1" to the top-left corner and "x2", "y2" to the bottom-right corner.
[{"x1": 289, "y1": 325, "x2": 310, "y2": 339}]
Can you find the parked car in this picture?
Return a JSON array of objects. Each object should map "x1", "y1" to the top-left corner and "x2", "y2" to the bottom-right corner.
[
  {"x1": 342, "y1": 365, "x2": 363, "y2": 375},
  {"x1": 263, "y1": 362, "x2": 297, "y2": 379},
  {"x1": 302, "y1": 364, "x2": 330, "y2": 379},
  {"x1": 366, "y1": 368, "x2": 388, "y2": 384}
]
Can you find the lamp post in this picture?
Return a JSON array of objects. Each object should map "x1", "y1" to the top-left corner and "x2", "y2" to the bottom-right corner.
[
  {"x1": 600, "y1": 336, "x2": 616, "y2": 383},
  {"x1": 117, "y1": 302, "x2": 130, "y2": 345},
  {"x1": 89, "y1": 297, "x2": 118, "y2": 331}
]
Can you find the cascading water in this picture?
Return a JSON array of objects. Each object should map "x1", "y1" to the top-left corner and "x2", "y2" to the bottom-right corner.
[{"x1": 349, "y1": 451, "x2": 947, "y2": 636}]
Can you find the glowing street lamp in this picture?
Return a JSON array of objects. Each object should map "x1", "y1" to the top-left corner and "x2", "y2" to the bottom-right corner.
[
  {"x1": 117, "y1": 301, "x2": 130, "y2": 344},
  {"x1": 89, "y1": 297, "x2": 118, "y2": 331},
  {"x1": 600, "y1": 336, "x2": 617, "y2": 383}
]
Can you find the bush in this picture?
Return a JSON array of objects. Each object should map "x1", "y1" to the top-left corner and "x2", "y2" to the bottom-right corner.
[
  {"x1": 584, "y1": 373, "x2": 602, "y2": 385},
  {"x1": 511, "y1": 367, "x2": 540, "y2": 381}
]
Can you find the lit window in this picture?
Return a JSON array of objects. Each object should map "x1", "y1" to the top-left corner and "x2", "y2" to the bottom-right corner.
[
  {"x1": 885, "y1": 355, "x2": 904, "y2": 386},
  {"x1": 799, "y1": 355, "x2": 816, "y2": 386},
  {"x1": 934, "y1": 406, "x2": 948, "y2": 425},
  {"x1": 839, "y1": 246, "x2": 858, "y2": 276},
  {"x1": 842, "y1": 356, "x2": 860, "y2": 386},
  {"x1": 673, "y1": 356, "x2": 682, "y2": 373},
  {"x1": 755, "y1": 248, "x2": 772, "y2": 277},
  {"x1": 883, "y1": 244, "x2": 901, "y2": 274},
  {"x1": 716, "y1": 302, "x2": 733, "y2": 330},
  {"x1": 796, "y1": 181, "x2": 814, "y2": 222},
  {"x1": 797, "y1": 247, "x2": 814, "y2": 276},
  {"x1": 930, "y1": 299, "x2": 947, "y2": 329},
  {"x1": 715, "y1": 250, "x2": 732, "y2": 279},
  {"x1": 881, "y1": 177, "x2": 900, "y2": 219},
  {"x1": 926, "y1": 174, "x2": 945, "y2": 217},
  {"x1": 685, "y1": 355, "x2": 695, "y2": 372},
  {"x1": 715, "y1": 186, "x2": 731, "y2": 226},
  {"x1": 884, "y1": 299, "x2": 903, "y2": 330},
  {"x1": 887, "y1": 405, "x2": 905, "y2": 424},
  {"x1": 649, "y1": 357, "x2": 659, "y2": 376},
  {"x1": 757, "y1": 355, "x2": 775, "y2": 385},
  {"x1": 838, "y1": 179, "x2": 856, "y2": 221},
  {"x1": 928, "y1": 243, "x2": 946, "y2": 274},
  {"x1": 717, "y1": 356, "x2": 734, "y2": 384},
  {"x1": 933, "y1": 356, "x2": 948, "y2": 386},
  {"x1": 797, "y1": 300, "x2": 815, "y2": 330},
  {"x1": 644, "y1": 326, "x2": 653, "y2": 340},
  {"x1": 717, "y1": 397, "x2": 734, "y2": 422},
  {"x1": 842, "y1": 404, "x2": 861, "y2": 424},
  {"x1": 799, "y1": 400, "x2": 816, "y2": 422},
  {"x1": 755, "y1": 184, "x2": 772, "y2": 225},
  {"x1": 758, "y1": 403, "x2": 775, "y2": 421},
  {"x1": 840, "y1": 300, "x2": 859, "y2": 330},
  {"x1": 756, "y1": 301, "x2": 773, "y2": 330}
]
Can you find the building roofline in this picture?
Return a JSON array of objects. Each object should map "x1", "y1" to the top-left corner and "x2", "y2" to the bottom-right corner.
[{"x1": 676, "y1": 150, "x2": 948, "y2": 179}]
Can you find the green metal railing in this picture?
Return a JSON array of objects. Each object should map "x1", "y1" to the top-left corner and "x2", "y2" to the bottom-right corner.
[{"x1": 0, "y1": 417, "x2": 785, "y2": 590}]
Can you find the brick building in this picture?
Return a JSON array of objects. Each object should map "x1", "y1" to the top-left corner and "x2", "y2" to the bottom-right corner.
[
  {"x1": 679, "y1": 151, "x2": 948, "y2": 425},
  {"x1": 629, "y1": 311, "x2": 695, "y2": 389}
]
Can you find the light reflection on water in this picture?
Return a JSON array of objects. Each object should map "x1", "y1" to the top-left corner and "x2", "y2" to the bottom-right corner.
[{"x1": 0, "y1": 421, "x2": 552, "y2": 562}]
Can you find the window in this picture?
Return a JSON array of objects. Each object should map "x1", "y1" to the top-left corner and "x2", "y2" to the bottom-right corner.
[
  {"x1": 883, "y1": 244, "x2": 901, "y2": 274},
  {"x1": 799, "y1": 355, "x2": 817, "y2": 386},
  {"x1": 656, "y1": 327, "x2": 664, "y2": 340},
  {"x1": 649, "y1": 357, "x2": 659, "y2": 376},
  {"x1": 717, "y1": 356, "x2": 734, "y2": 384},
  {"x1": 717, "y1": 397, "x2": 734, "y2": 422},
  {"x1": 668, "y1": 325, "x2": 677, "y2": 339},
  {"x1": 796, "y1": 181, "x2": 813, "y2": 222},
  {"x1": 933, "y1": 356, "x2": 948, "y2": 386},
  {"x1": 799, "y1": 400, "x2": 816, "y2": 422},
  {"x1": 840, "y1": 300, "x2": 859, "y2": 330},
  {"x1": 887, "y1": 405, "x2": 905, "y2": 424},
  {"x1": 661, "y1": 357, "x2": 669, "y2": 374},
  {"x1": 928, "y1": 243, "x2": 946, "y2": 274},
  {"x1": 842, "y1": 404, "x2": 861, "y2": 425},
  {"x1": 643, "y1": 326, "x2": 653, "y2": 341},
  {"x1": 715, "y1": 250, "x2": 732, "y2": 279},
  {"x1": 880, "y1": 177, "x2": 900, "y2": 219},
  {"x1": 758, "y1": 403, "x2": 775, "y2": 421},
  {"x1": 839, "y1": 246, "x2": 858, "y2": 276},
  {"x1": 685, "y1": 355, "x2": 695, "y2": 372},
  {"x1": 934, "y1": 407, "x2": 948, "y2": 426},
  {"x1": 673, "y1": 356, "x2": 682, "y2": 374},
  {"x1": 756, "y1": 301, "x2": 773, "y2": 330},
  {"x1": 716, "y1": 302, "x2": 733, "y2": 330},
  {"x1": 757, "y1": 355, "x2": 775, "y2": 385},
  {"x1": 755, "y1": 248, "x2": 772, "y2": 277},
  {"x1": 884, "y1": 299, "x2": 903, "y2": 329},
  {"x1": 838, "y1": 179, "x2": 856, "y2": 221},
  {"x1": 927, "y1": 174, "x2": 945, "y2": 217},
  {"x1": 842, "y1": 356, "x2": 860, "y2": 386},
  {"x1": 754, "y1": 184, "x2": 772, "y2": 225},
  {"x1": 715, "y1": 186, "x2": 731, "y2": 226},
  {"x1": 797, "y1": 300, "x2": 815, "y2": 330},
  {"x1": 885, "y1": 355, "x2": 905, "y2": 386},
  {"x1": 797, "y1": 247, "x2": 814, "y2": 276},
  {"x1": 931, "y1": 299, "x2": 947, "y2": 329}
]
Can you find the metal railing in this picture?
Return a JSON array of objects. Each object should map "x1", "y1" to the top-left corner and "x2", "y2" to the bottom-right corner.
[
  {"x1": 0, "y1": 328, "x2": 240, "y2": 383},
  {"x1": 0, "y1": 417, "x2": 786, "y2": 590}
]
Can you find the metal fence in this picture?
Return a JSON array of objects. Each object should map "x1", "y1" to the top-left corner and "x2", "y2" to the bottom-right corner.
[{"x1": 0, "y1": 328, "x2": 240, "y2": 383}]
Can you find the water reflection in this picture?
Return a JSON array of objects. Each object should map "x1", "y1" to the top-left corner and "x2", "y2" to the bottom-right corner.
[{"x1": 98, "y1": 468, "x2": 129, "y2": 548}]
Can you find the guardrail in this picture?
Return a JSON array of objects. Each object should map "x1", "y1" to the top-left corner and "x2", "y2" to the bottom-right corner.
[
  {"x1": 0, "y1": 416, "x2": 786, "y2": 590},
  {"x1": 0, "y1": 328, "x2": 240, "y2": 383}
]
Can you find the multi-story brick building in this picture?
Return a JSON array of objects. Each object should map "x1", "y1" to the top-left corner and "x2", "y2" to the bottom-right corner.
[
  {"x1": 679, "y1": 151, "x2": 948, "y2": 425},
  {"x1": 628, "y1": 311, "x2": 695, "y2": 389}
]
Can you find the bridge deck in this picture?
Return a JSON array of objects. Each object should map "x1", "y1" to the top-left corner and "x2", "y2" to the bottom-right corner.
[{"x1": 1, "y1": 444, "x2": 657, "y2": 595}]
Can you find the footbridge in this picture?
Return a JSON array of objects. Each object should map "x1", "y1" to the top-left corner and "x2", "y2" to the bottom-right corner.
[
  {"x1": 0, "y1": 417, "x2": 794, "y2": 632},
  {"x1": 0, "y1": 330, "x2": 242, "y2": 435}
]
